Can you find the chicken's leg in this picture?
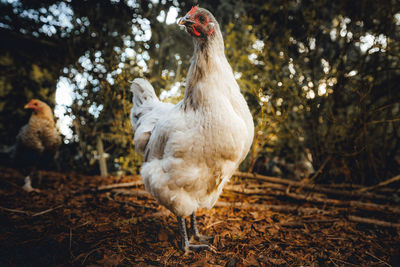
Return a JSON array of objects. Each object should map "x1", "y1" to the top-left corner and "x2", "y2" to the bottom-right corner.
[
  {"x1": 22, "y1": 176, "x2": 40, "y2": 193},
  {"x1": 190, "y1": 213, "x2": 213, "y2": 244},
  {"x1": 177, "y1": 216, "x2": 209, "y2": 252}
]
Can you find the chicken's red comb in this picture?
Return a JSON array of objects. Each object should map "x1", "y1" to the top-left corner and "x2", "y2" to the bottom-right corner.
[{"x1": 187, "y1": 5, "x2": 198, "y2": 15}]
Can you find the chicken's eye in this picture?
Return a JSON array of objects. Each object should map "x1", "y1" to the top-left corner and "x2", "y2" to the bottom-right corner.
[{"x1": 199, "y1": 15, "x2": 206, "y2": 24}]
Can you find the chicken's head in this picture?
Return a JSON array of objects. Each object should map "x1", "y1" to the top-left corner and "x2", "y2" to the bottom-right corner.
[
  {"x1": 24, "y1": 99, "x2": 53, "y2": 118},
  {"x1": 178, "y1": 6, "x2": 216, "y2": 39},
  {"x1": 24, "y1": 99, "x2": 45, "y2": 111}
]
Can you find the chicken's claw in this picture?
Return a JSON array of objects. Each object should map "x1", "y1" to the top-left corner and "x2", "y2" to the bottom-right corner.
[
  {"x1": 22, "y1": 176, "x2": 41, "y2": 193},
  {"x1": 190, "y1": 213, "x2": 213, "y2": 244},
  {"x1": 194, "y1": 234, "x2": 213, "y2": 244},
  {"x1": 184, "y1": 243, "x2": 210, "y2": 254}
]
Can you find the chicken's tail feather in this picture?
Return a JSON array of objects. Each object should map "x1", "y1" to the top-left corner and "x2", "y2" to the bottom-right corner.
[
  {"x1": 130, "y1": 78, "x2": 158, "y2": 107},
  {"x1": 130, "y1": 78, "x2": 160, "y2": 132}
]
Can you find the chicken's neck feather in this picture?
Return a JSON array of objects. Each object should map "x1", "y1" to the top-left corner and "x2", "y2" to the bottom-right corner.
[
  {"x1": 30, "y1": 107, "x2": 55, "y2": 126},
  {"x1": 183, "y1": 26, "x2": 232, "y2": 110}
]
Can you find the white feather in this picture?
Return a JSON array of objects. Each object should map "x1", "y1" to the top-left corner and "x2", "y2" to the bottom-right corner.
[{"x1": 130, "y1": 20, "x2": 254, "y2": 218}]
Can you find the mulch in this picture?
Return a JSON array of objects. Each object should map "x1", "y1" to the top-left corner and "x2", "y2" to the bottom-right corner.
[{"x1": 0, "y1": 167, "x2": 399, "y2": 266}]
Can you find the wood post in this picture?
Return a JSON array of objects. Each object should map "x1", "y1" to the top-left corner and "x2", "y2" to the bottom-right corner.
[{"x1": 96, "y1": 134, "x2": 108, "y2": 178}]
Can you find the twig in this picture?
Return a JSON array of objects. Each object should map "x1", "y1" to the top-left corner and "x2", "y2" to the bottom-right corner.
[
  {"x1": 329, "y1": 257, "x2": 359, "y2": 266},
  {"x1": 365, "y1": 251, "x2": 392, "y2": 267},
  {"x1": 74, "y1": 221, "x2": 90, "y2": 229},
  {"x1": 32, "y1": 204, "x2": 63, "y2": 217},
  {"x1": 205, "y1": 218, "x2": 242, "y2": 229},
  {"x1": 348, "y1": 215, "x2": 400, "y2": 228},
  {"x1": 358, "y1": 174, "x2": 400, "y2": 193},
  {"x1": 0, "y1": 206, "x2": 30, "y2": 215},
  {"x1": 0, "y1": 204, "x2": 63, "y2": 216},
  {"x1": 97, "y1": 181, "x2": 143, "y2": 191},
  {"x1": 329, "y1": 257, "x2": 340, "y2": 267},
  {"x1": 81, "y1": 248, "x2": 102, "y2": 265},
  {"x1": 205, "y1": 220, "x2": 224, "y2": 229}
]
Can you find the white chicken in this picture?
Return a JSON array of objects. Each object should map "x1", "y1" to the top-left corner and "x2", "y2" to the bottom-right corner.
[{"x1": 130, "y1": 6, "x2": 254, "y2": 252}]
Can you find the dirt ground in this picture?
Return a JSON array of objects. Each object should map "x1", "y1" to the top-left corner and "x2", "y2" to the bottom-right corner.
[{"x1": 0, "y1": 167, "x2": 399, "y2": 266}]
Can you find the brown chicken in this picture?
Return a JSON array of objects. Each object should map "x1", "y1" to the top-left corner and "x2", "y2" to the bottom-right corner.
[{"x1": 10, "y1": 99, "x2": 62, "y2": 192}]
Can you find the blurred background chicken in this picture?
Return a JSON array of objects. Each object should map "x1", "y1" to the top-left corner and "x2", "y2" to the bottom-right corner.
[
  {"x1": 9, "y1": 99, "x2": 62, "y2": 192},
  {"x1": 130, "y1": 6, "x2": 254, "y2": 252}
]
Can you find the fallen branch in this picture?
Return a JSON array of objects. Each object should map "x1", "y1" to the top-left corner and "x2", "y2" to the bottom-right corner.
[
  {"x1": 225, "y1": 186, "x2": 400, "y2": 214},
  {"x1": 216, "y1": 201, "x2": 400, "y2": 228},
  {"x1": 215, "y1": 201, "x2": 330, "y2": 215},
  {"x1": 97, "y1": 181, "x2": 143, "y2": 191},
  {"x1": 358, "y1": 174, "x2": 400, "y2": 193},
  {"x1": 278, "y1": 219, "x2": 340, "y2": 228},
  {"x1": 319, "y1": 183, "x2": 362, "y2": 189},
  {"x1": 230, "y1": 180, "x2": 381, "y2": 192},
  {"x1": 348, "y1": 215, "x2": 400, "y2": 228},
  {"x1": 233, "y1": 172, "x2": 391, "y2": 201},
  {"x1": 233, "y1": 171, "x2": 300, "y2": 187},
  {"x1": 285, "y1": 192, "x2": 400, "y2": 214},
  {"x1": 225, "y1": 183, "x2": 286, "y2": 192},
  {"x1": 225, "y1": 186, "x2": 285, "y2": 195},
  {"x1": 283, "y1": 182, "x2": 393, "y2": 193}
]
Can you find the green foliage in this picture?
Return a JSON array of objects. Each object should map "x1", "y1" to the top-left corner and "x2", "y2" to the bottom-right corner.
[
  {"x1": 229, "y1": 0, "x2": 400, "y2": 183},
  {"x1": 69, "y1": 67, "x2": 143, "y2": 174},
  {"x1": 0, "y1": 0, "x2": 136, "y2": 145}
]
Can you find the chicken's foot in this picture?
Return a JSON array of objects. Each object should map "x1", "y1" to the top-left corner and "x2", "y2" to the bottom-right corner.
[
  {"x1": 22, "y1": 176, "x2": 41, "y2": 193},
  {"x1": 190, "y1": 213, "x2": 213, "y2": 244},
  {"x1": 177, "y1": 216, "x2": 209, "y2": 253}
]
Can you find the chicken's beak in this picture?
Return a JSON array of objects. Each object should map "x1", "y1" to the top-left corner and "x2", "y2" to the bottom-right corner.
[
  {"x1": 24, "y1": 103, "x2": 32, "y2": 109},
  {"x1": 178, "y1": 15, "x2": 194, "y2": 26},
  {"x1": 24, "y1": 100, "x2": 36, "y2": 109}
]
